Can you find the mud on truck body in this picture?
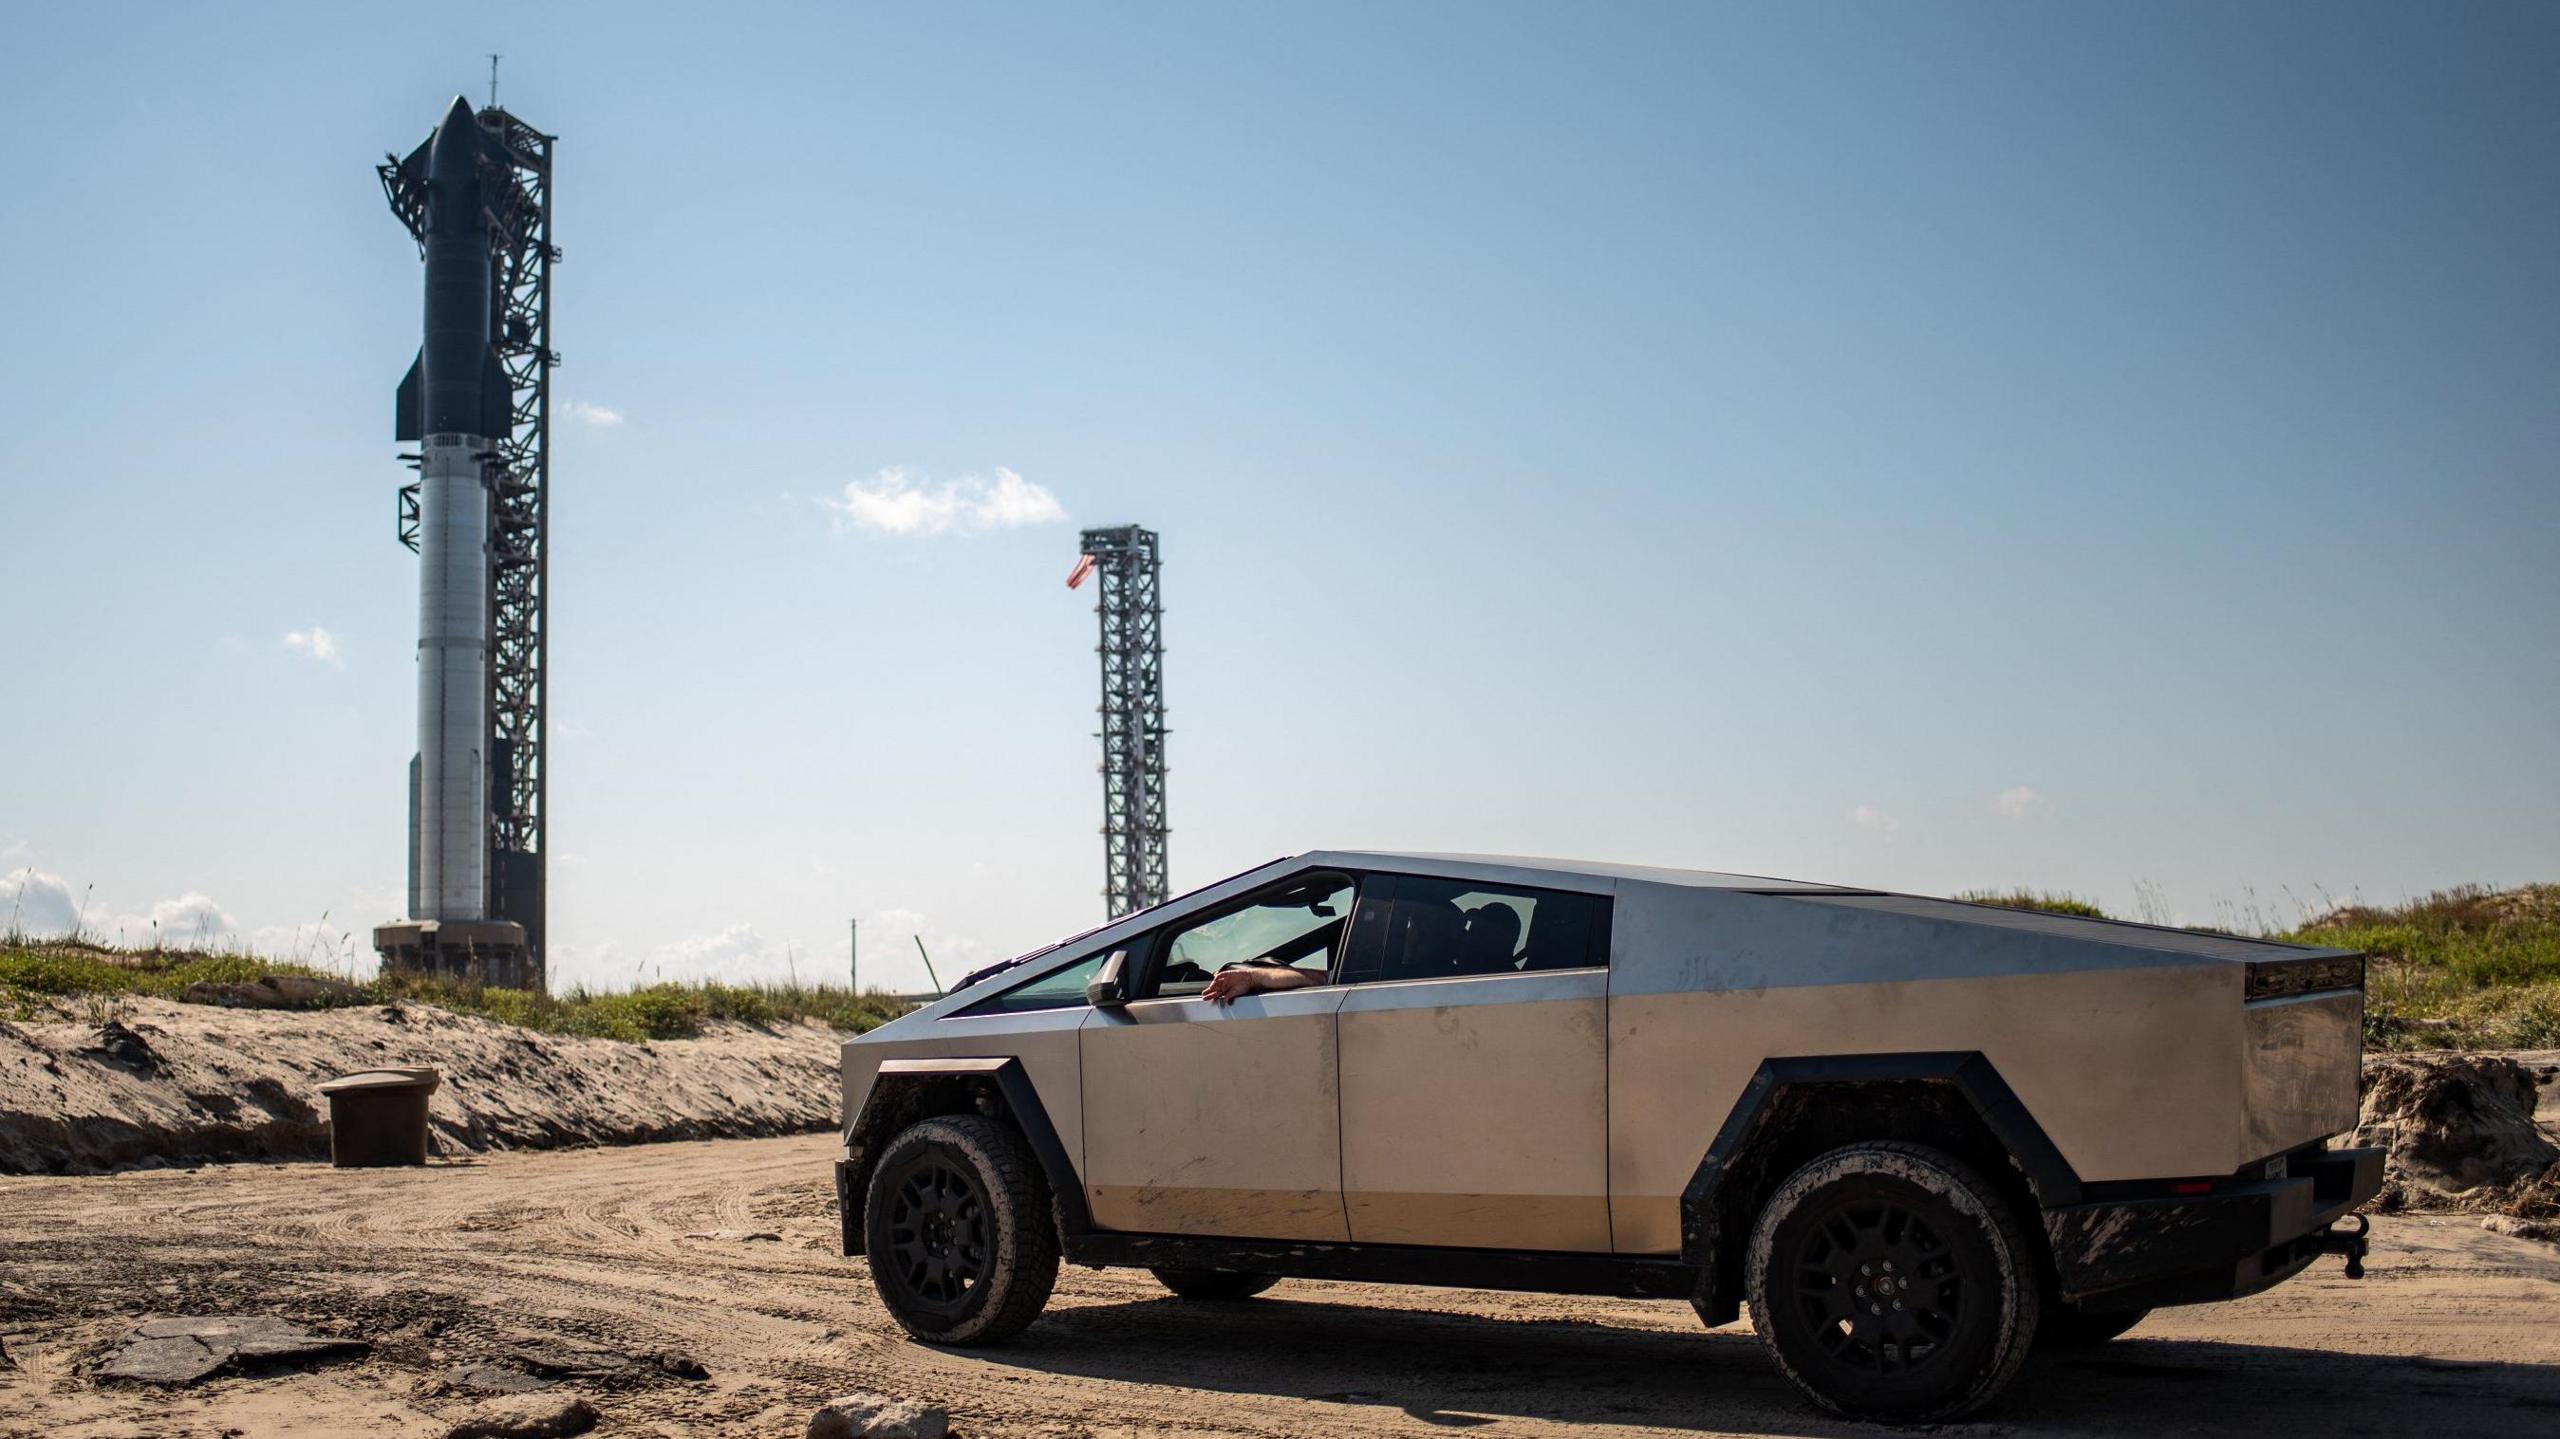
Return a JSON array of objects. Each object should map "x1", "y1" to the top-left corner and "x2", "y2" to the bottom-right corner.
[{"x1": 834, "y1": 852, "x2": 2380, "y2": 1422}]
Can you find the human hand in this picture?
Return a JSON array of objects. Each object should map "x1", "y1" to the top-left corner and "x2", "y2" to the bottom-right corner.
[{"x1": 1200, "y1": 967, "x2": 1266, "y2": 1005}]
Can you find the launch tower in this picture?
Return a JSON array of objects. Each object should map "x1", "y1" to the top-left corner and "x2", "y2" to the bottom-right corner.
[
  {"x1": 1078, "y1": 526, "x2": 1168, "y2": 918},
  {"x1": 370, "y1": 96, "x2": 557, "y2": 990}
]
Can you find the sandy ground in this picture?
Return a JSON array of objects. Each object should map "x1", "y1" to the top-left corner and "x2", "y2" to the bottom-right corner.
[{"x1": 3, "y1": 1136, "x2": 2557, "y2": 1438}]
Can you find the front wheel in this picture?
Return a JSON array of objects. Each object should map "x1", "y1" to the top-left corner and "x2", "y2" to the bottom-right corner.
[
  {"x1": 1745, "y1": 1141, "x2": 2040, "y2": 1423},
  {"x1": 1149, "y1": 1267, "x2": 1279, "y2": 1301},
  {"x1": 863, "y1": 1115, "x2": 1059, "y2": 1345}
]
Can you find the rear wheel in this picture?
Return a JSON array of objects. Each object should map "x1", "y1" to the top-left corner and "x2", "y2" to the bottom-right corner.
[
  {"x1": 2037, "y1": 1305, "x2": 2149, "y2": 1349},
  {"x1": 1148, "y1": 1267, "x2": 1279, "y2": 1301},
  {"x1": 863, "y1": 1115, "x2": 1059, "y2": 1345},
  {"x1": 1745, "y1": 1141, "x2": 2040, "y2": 1423}
]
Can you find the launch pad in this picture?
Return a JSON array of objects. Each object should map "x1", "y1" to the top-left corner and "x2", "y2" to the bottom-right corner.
[{"x1": 370, "y1": 919, "x2": 538, "y2": 990}]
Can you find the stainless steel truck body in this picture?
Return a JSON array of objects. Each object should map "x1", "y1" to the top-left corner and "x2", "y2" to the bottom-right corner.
[{"x1": 835, "y1": 852, "x2": 2379, "y2": 1421}]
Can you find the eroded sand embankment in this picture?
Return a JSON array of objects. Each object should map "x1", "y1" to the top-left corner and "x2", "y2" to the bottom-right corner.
[{"x1": 0, "y1": 996, "x2": 844, "y2": 1174}]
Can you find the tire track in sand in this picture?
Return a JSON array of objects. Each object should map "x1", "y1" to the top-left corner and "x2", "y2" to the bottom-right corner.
[{"x1": 5, "y1": 1134, "x2": 2560, "y2": 1439}]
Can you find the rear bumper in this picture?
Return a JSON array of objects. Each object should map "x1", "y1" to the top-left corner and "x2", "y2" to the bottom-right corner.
[{"x1": 2043, "y1": 1146, "x2": 2384, "y2": 1311}]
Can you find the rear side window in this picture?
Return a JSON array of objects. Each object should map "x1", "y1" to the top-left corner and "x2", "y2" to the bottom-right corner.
[
  {"x1": 1367, "y1": 875, "x2": 1608, "y2": 983},
  {"x1": 961, "y1": 950, "x2": 1112, "y2": 1016}
]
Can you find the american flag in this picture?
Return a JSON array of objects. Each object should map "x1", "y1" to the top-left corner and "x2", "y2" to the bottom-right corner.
[{"x1": 1066, "y1": 552, "x2": 1097, "y2": 589}]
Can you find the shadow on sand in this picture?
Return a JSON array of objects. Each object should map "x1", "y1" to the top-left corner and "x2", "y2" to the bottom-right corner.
[{"x1": 963, "y1": 1289, "x2": 2560, "y2": 1436}]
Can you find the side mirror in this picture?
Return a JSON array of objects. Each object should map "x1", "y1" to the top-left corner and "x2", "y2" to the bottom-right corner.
[{"x1": 1085, "y1": 951, "x2": 1130, "y2": 1009}]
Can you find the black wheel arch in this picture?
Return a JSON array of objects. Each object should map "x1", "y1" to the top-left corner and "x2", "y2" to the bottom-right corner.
[
  {"x1": 840, "y1": 1057, "x2": 1089, "y2": 1255},
  {"x1": 1681, "y1": 1051, "x2": 2082, "y2": 1325}
]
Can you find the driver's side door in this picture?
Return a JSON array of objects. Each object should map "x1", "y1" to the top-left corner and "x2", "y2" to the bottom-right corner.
[{"x1": 1076, "y1": 871, "x2": 1363, "y2": 1241}]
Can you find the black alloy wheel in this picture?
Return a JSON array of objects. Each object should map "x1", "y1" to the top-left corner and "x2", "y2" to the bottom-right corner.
[
  {"x1": 862, "y1": 1114, "x2": 1060, "y2": 1345},
  {"x1": 882, "y1": 1151, "x2": 993, "y2": 1312},
  {"x1": 1789, "y1": 1193, "x2": 1964, "y2": 1373},
  {"x1": 1746, "y1": 1141, "x2": 2040, "y2": 1422}
]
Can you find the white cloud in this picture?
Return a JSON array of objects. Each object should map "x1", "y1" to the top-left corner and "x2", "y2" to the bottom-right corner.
[
  {"x1": 1, "y1": 866, "x2": 80, "y2": 936},
  {"x1": 1849, "y1": 804, "x2": 1901, "y2": 835},
  {"x1": 0, "y1": 865, "x2": 240, "y2": 949},
  {"x1": 283, "y1": 627, "x2": 342, "y2": 667},
  {"x1": 128, "y1": 892, "x2": 238, "y2": 945},
  {"x1": 861, "y1": 908, "x2": 989, "y2": 995},
  {"x1": 459, "y1": 908, "x2": 999, "y2": 997},
  {"x1": 1993, "y1": 785, "x2": 2048, "y2": 820},
  {"x1": 0, "y1": 857, "x2": 387, "y2": 966},
  {"x1": 612, "y1": 920, "x2": 916, "y2": 990},
  {"x1": 821, "y1": 466, "x2": 1066, "y2": 538},
  {"x1": 544, "y1": 937, "x2": 627, "y2": 992},
  {"x1": 649, "y1": 923, "x2": 776, "y2": 981},
  {"x1": 563, "y1": 400, "x2": 623, "y2": 428},
  {"x1": 92, "y1": 892, "x2": 243, "y2": 951}
]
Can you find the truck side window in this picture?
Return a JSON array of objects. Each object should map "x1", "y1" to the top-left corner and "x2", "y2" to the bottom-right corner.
[
  {"x1": 1379, "y1": 877, "x2": 1608, "y2": 982},
  {"x1": 1147, "y1": 874, "x2": 1355, "y2": 998},
  {"x1": 961, "y1": 950, "x2": 1114, "y2": 1016}
]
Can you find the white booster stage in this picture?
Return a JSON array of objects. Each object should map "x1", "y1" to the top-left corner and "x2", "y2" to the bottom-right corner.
[{"x1": 410, "y1": 433, "x2": 489, "y2": 920}]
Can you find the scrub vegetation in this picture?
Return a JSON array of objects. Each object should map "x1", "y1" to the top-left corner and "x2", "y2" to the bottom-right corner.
[
  {"x1": 1969, "y1": 884, "x2": 2560, "y2": 1051},
  {"x1": 2293, "y1": 886, "x2": 2560, "y2": 1052},
  {"x1": 0, "y1": 942, "x2": 906, "y2": 1042},
  {"x1": 1952, "y1": 888, "x2": 2111, "y2": 919}
]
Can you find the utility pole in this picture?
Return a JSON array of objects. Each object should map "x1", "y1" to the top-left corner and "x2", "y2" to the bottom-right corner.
[{"x1": 848, "y1": 917, "x2": 858, "y2": 993}]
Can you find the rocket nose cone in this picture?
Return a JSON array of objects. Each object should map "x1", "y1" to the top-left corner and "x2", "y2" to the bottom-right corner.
[{"x1": 427, "y1": 95, "x2": 485, "y2": 183}]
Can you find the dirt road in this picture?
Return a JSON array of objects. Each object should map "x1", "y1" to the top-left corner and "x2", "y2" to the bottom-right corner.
[{"x1": 3, "y1": 1135, "x2": 2556, "y2": 1438}]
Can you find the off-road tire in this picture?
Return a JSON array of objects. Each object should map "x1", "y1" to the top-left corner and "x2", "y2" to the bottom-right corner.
[
  {"x1": 1148, "y1": 1267, "x2": 1280, "y2": 1301},
  {"x1": 1745, "y1": 1141, "x2": 2041, "y2": 1423},
  {"x1": 2036, "y1": 1304, "x2": 2148, "y2": 1349},
  {"x1": 863, "y1": 1115, "x2": 1060, "y2": 1345}
]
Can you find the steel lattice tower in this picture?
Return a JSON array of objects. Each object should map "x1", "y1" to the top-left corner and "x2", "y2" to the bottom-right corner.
[
  {"x1": 380, "y1": 105, "x2": 557, "y2": 977},
  {"x1": 1082, "y1": 526, "x2": 1168, "y2": 917}
]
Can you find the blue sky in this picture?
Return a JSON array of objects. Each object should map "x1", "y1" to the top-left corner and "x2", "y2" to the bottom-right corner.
[{"x1": 3, "y1": 2, "x2": 2554, "y2": 991}]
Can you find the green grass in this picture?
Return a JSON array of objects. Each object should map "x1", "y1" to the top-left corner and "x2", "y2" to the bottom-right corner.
[
  {"x1": 1952, "y1": 889, "x2": 2112, "y2": 919},
  {"x1": 0, "y1": 941, "x2": 908, "y2": 1042},
  {"x1": 368, "y1": 970, "x2": 906, "y2": 1042},
  {"x1": 0, "y1": 948, "x2": 306, "y2": 1002}
]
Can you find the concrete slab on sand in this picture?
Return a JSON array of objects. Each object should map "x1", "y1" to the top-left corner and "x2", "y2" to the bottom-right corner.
[{"x1": 96, "y1": 1316, "x2": 367, "y2": 1385}]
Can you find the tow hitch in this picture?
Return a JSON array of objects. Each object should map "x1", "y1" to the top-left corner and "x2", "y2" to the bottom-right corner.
[{"x1": 2316, "y1": 1213, "x2": 2371, "y2": 1279}]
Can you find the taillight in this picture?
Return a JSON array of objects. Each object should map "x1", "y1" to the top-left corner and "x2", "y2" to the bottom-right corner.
[{"x1": 2244, "y1": 954, "x2": 2365, "y2": 1002}]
